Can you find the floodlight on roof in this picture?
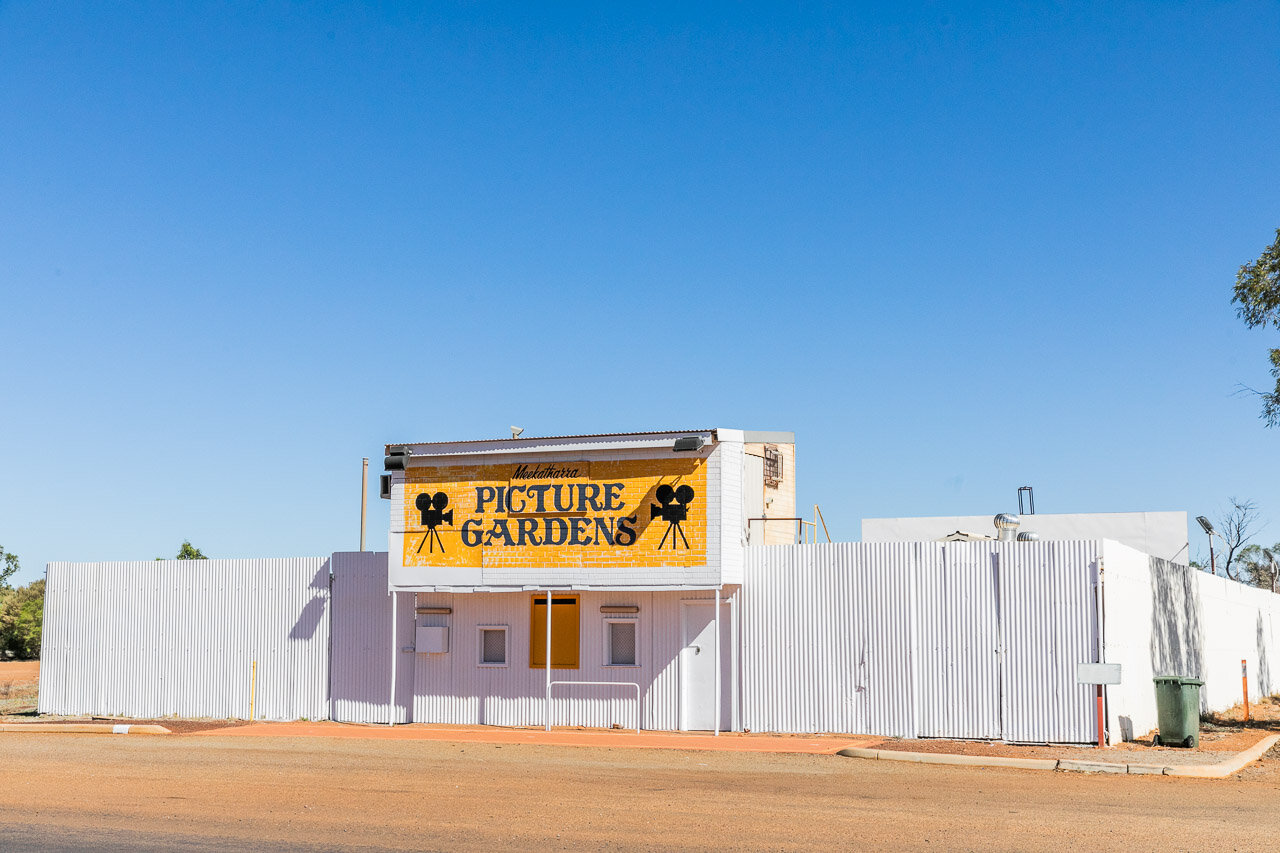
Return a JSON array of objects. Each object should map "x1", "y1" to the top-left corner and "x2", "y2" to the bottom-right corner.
[{"x1": 1196, "y1": 516, "x2": 1216, "y2": 535}]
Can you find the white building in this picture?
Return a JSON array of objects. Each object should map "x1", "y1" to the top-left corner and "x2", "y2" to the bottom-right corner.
[{"x1": 37, "y1": 429, "x2": 1280, "y2": 745}]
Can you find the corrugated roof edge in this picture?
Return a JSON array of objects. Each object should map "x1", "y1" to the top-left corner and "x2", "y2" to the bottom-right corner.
[{"x1": 385, "y1": 429, "x2": 718, "y2": 451}]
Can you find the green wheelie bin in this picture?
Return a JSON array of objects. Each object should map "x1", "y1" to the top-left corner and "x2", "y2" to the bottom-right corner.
[{"x1": 1152, "y1": 675, "x2": 1203, "y2": 748}]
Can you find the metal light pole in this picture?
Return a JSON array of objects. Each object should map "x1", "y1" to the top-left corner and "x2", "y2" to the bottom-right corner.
[{"x1": 1196, "y1": 516, "x2": 1217, "y2": 574}]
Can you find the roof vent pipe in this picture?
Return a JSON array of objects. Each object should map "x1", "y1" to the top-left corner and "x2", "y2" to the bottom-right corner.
[
  {"x1": 994, "y1": 513, "x2": 1020, "y2": 542},
  {"x1": 1017, "y1": 531, "x2": 1040, "y2": 542}
]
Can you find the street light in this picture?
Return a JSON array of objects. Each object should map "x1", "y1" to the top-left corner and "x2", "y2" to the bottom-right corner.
[{"x1": 1196, "y1": 516, "x2": 1218, "y2": 574}]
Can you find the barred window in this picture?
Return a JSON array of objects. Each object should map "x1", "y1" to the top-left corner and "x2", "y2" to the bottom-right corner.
[
  {"x1": 764, "y1": 444, "x2": 783, "y2": 486},
  {"x1": 606, "y1": 619, "x2": 638, "y2": 667},
  {"x1": 479, "y1": 626, "x2": 508, "y2": 666}
]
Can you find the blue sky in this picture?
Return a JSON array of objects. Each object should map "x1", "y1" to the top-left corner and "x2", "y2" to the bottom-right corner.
[{"x1": 2, "y1": 2, "x2": 1278, "y2": 585}]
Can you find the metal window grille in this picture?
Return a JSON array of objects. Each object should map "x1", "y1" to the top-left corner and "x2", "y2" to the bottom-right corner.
[
  {"x1": 608, "y1": 621, "x2": 636, "y2": 666},
  {"x1": 481, "y1": 628, "x2": 507, "y2": 665},
  {"x1": 764, "y1": 444, "x2": 783, "y2": 486}
]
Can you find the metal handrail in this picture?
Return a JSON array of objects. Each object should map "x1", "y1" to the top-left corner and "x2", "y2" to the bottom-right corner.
[
  {"x1": 549, "y1": 681, "x2": 641, "y2": 733},
  {"x1": 747, "y1": 517, "x2": 818, "y2": 544}
]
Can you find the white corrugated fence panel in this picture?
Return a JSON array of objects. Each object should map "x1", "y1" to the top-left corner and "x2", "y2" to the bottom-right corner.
[
  {"x1": 330, "y1": 552, "x2": 413, "y2": 723},
  {"x1": 38, "y1": 558, "x2": 331, "y2": 721},
  {"x1": 915, "y1": 543, "x2": 1001, "y2": 739},
  {"x1": 742, "y1": 540, "x2": 1102, "y2": 742},
  {"x1": 997, "y1": 540, "x2": 1098, "y2": 743},
  {"x1": 741, "y1": 543, "x2": 918, "y2": 738}
]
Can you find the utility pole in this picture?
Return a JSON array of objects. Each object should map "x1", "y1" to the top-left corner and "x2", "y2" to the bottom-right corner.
[{"x1": 360, "y1": 457, "x2": 369, "y2": 551}]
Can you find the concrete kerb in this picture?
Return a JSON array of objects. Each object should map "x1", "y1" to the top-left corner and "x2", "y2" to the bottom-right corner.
[
  {"x1": 836, "y1": 747, "x2": 1057, "y2": 771},
  {"x1": 0, "y1": 723, "x2": 171, "y2": 735},
  {"x1": 837, "y1": 733, "x2": 1280, "y2": 778},
  {"x1": 1164, "y1": 733, "x2": 1280, "y2": 778}
]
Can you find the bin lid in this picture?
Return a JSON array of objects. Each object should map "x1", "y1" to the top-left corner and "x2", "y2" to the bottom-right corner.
[{"x1": 1153, "y1": 675, "x2": 1203, "y2": 685}]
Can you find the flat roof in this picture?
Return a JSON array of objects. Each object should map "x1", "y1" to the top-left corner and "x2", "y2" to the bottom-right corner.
[{"x1": 386, "y1": 429, "x2": 715, "y2": 451}]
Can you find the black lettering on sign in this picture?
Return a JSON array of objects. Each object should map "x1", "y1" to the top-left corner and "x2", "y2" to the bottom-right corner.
[
  {"x1": 512, "y1": 463, "x2": 583, "y2": 480},
  {"x1": 569, "y1": 517, "x2": 592, "y2": 546},
  {"x1": 516, "y1": 518, "x2": 541, "y2": 545},
  {"x1": 615, "y1": 515, "x2": 638, "y2": 546},
  {"x1": 484, "y1": 519, "x2": 516, "y2": 547},
  {"x1": 543, "y1": 517, "x2": 569, "y2": 546}
]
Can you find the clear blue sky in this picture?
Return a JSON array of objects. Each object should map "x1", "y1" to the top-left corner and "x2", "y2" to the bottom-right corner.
[{"x1": 3, "y1": 2, "x2": 1278, "y2": 585}]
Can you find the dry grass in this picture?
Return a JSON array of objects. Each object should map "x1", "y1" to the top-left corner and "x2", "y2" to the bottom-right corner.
[
  {"x1": 1203, "y1": 694, "x2": 1280, "y2": 731},
  {"x1": 0, "y1": 660, "x2": 39, "y2": 716}
]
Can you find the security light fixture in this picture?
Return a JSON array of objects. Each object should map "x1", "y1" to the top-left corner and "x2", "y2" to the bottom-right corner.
[
  {"x1": 673, "y1": 436, "x2": 704, "y2": 452},
  {"x1": 1196, "y1": 516, "x2": 1218, "y2": 574},
  {"x1": 384, "y1": 446, "x2": 411, "y2": 471}
]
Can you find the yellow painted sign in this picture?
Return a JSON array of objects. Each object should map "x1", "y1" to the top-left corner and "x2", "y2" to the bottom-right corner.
[{"x1": 401, "y1": 458, "x2": 706, "y2": 570}]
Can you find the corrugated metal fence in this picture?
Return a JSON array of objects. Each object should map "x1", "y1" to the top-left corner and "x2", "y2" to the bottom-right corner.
[
  {"x1": 330, "y1": 551, "x2": 414, "y2": 724},
  {"x1": 741, "y1": 541, "x2": 1100, "y2": 742},
  {"x1": 40, "y1": 544, "x2": 1102, "y2": 740},
  {"x1": 39, "y1": 558, "x2": 332, "y2": 721}
]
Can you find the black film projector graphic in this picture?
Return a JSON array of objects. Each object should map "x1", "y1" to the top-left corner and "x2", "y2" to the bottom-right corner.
[
  {"x1": 650, "y1": 484, "x2": 696, "y2": 550},
  {"x1": 415, "y1": 491, "x2": 453, "y2": 554}
]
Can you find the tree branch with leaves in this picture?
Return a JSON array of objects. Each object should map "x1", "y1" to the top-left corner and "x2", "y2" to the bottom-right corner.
[
  {"x1": 0, "y1": 546, "x2": 18, "y2": 591},
  {"x1": 1232, "y1": 228, "x2": 1280, "y2": 426}
]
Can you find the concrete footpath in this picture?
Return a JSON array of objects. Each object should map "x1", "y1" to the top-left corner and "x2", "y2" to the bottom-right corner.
[
  {"x1": 0, "y1": 722, "x2": 171, "y2": 735},
  {"x1": 193, "y1": 721, "x2": 873, "y2": 754},
  {"x1": 839, "y1": 733, "x2": 1280, "y2": 778}
]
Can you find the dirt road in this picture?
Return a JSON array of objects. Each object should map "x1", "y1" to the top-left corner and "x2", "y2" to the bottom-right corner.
[{"x1": 2, "y1": 734, "x2": 1279, "y2": 852}]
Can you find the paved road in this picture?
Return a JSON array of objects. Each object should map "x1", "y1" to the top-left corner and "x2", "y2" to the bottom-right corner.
[{"x1": 2, "y1": 733, "x2": 1278, "y2": 851}]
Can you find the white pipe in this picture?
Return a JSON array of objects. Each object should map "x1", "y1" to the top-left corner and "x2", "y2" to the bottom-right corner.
[
  {"x1": 388, "y1": 590, "x2": 397, "y2": 726},
  {"x1": 547, "y1": 589, "x2": 552, "y2": 727},
  {"x1": 729, "y1": 591, "x2": 739, "y2": 733},
  {"x1": 1095, "y1": 561, "x2": 1107, "y2": 745},
  {"x1": 714, "y1": 587, "x2": 721, "y2": 736}
]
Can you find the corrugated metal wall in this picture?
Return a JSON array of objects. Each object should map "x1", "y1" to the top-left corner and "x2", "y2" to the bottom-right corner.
[
  {"x1": 997, "y1": 541, "x2": 1098, "y2": 743},
  {"x1": 38, "y1": 558, "x2": 331, "y2": 721},
  {"x1": 330, "y1": 551, "x2": 414, "y2": 723},
  {"x1": 741, "y1": 541, "x2": 1099, "y2": 742},
  {"x1": 38, "y1": 543, "x2": 1101, "y2": 739},
  {"x1": 408, "y1": 588, "x2": 731, "y2": 730}
]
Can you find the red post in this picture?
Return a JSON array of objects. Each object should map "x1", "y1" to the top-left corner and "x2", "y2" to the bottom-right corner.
[
  {"x1": 1242, "y1": 659, "x2": 1250, "y2": 723},
  {"x1": 1096, "y1": 684, "x2": 1105, "y2": 748}
]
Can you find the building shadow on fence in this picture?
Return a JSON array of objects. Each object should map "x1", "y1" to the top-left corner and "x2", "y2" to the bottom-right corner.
[{"x1": 1149, "y1": 557, "x2": 1206, "y2": 707}]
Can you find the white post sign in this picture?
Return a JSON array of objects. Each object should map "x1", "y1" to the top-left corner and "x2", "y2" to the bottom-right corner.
[{"x1": 1076, "y1": 663, "x2": 1122, "y2": 685}]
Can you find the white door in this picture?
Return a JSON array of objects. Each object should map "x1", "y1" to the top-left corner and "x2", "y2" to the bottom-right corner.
[{"x1": 680, "y1": 601, "x2": 731, "y2": 731}]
